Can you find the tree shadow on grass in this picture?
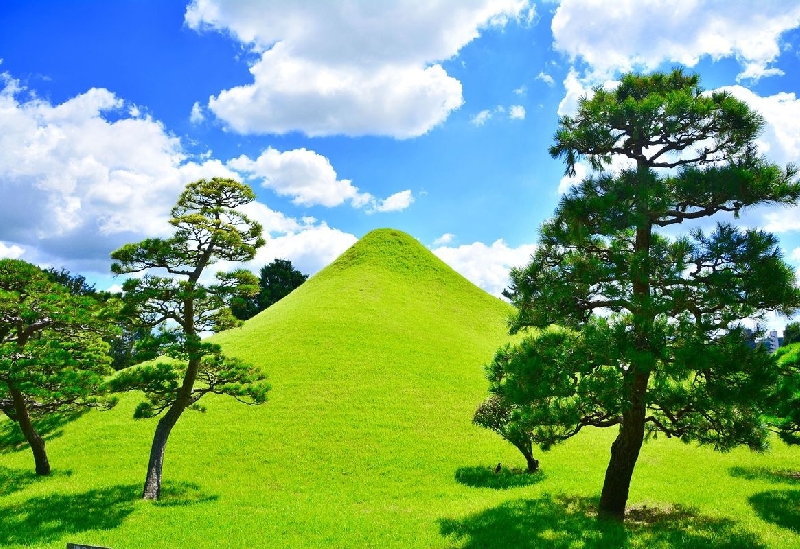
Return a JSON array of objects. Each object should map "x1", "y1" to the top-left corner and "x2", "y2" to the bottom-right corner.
[
  {"x1": 729, "y1": 466, "x2": 800, "y2": 485},
  {"x1": 440, "y1": 494, "x2": 765, "y2": 549},
  {"x1": 154, "y1": 480, "x2": 219, "y2": 507},
  {"x1": 749, "y1": 490, "x2": 800, "y2": 534},
  {"x1": 0, "y1": 466, "x2": 71, "y2": 498},
  {"x1": 0, "y1": 411, "x2": 86, "y2": 453},
  {"x1": 0, "y1": 483, "x2": 139, "y2": 546},
  {"x1": 455, "y1": 465, "x2": 545, "y2": 489}
]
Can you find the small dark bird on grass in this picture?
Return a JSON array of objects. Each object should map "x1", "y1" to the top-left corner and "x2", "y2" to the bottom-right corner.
[{"x1": 494, "y1": 462, "x2": 502, "y2": 474}]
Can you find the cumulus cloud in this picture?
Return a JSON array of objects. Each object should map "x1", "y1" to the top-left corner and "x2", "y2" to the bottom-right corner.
[
  {"x1": 215, "y1": 220, "x2": 358, "y2": 278},
  {"x1": 703, "y1": 86, "x2": 800, "y2": 234},
  {"x1": 229, "y1": 147, "x2": 412, "y2": 213},
  {"x1": 190, "y1": 101, "x2": 205, "y2": 123},
  {"x1": 229, "y1": 147, "x2": 368, "y2": 208},
  {"x1": 551, "y1": 0, "x2": 800, "y2": 82},
  {"x1": 433, "y1": 239, "x2": 536, "y2": 297},
  {"x1": 509, "y1": 105, "x2": 525, "y2": 119},
  {"x1": 0, "y1": 242, "x2": 24, "y2": 259},
  {"x1": 0, "y1": 73, "x2": 366, "y2": 278},
  {"x1": 433, "y1": 233, "x2": 456, "y2": 246},
  {"x1": 513, "y1": 85, "x2": 527, "y2": 96},
  {"x1": 257, "y1": 223, "x2": 358, "y2": 275},
  {"x1": 0, "y1": 75, "x2": 187, "y2": 263},
  {"x1": 186, "y1": 0, "x2": 532, "y2": 137},
  {"x1": 369, "y1": 189, "x2": 414, "y2": 214},
  {"x1": 717, "y1": 86, "x2": 800, "y2": 167}
]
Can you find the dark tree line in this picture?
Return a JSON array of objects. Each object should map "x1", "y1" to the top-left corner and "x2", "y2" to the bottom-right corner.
[{"x1": 231, "y1": 259, "x2": 308, "y2": 320}]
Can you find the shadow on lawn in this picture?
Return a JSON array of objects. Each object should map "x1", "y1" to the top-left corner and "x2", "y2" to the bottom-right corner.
[
  {"x1": 749, "y1": 490, "x2": 800, "y2": 534},
  {"x1": 455, "y1": 465, "x2": 545, "y2": 489},
  {"x1": 0, "y1": 483, "x2": 139, "y2": 546},
  {"x1": 154, "y1": 480, "x2": 220, "y2": 507},
  {"x1": 0, "y1": 411, "x2": 85, "y2": 453},
  {"x1": 440, "y1": 494, "x2": 765, "y2": 549},
  {"x1": 729, "y1": 466, "x2": 800, "y2": 485},
  {"x1": 0, "y1": 466, "x2": 71, "y2": 498}
]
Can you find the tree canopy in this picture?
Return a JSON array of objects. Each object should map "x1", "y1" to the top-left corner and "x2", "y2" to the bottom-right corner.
[
  {"x1": 231, "y1": 258, "x2": 308, "y2": 321},
  {"x1": 109, "y1": 177, "x2": 271, "y2": 500},
  {"x1": 783, "y1": 322, "x2": 800, "y2": 347},
  {"x1": 0, "y1": 259, "x2": 117, "y2": 475},
  {"x1": 770, "y1": 343, "x2": 800, "y2": 445},
  {"x1": 491, "y1": 69, "x2": 800, "y2": 520}
]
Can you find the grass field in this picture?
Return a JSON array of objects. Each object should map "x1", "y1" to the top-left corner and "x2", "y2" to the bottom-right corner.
[{"x1": 2, "y1": 228, "x2": 800, "y2": 548}]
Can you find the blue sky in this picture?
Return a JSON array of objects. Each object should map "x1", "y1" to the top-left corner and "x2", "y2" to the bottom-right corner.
[{"x1": 1, "y1": 1, "x2": 800, "y2": 330}]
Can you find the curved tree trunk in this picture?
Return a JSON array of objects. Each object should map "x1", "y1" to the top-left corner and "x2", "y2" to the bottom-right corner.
[
  {"x1": 142, "y1": 352, "x2": 200, "y2": 500},
  {"x1": 142, "y1": 403, "x2": 185, "y2": 499},
  {"x1": 9, "y1": 384, "x2": 50, "y2": 476},
  {"x1": 598, "y1": 371, "x2": 649, "y2": 520},
  {"x1": 515, "y1": 440, "x2": 540, "y2": 473}
]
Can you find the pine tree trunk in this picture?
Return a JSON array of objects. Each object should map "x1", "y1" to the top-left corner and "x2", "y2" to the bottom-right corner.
[
  {"x1": 516, "y1": 441, "x2": 539, "y2": 473},
  {"x1": 9, "y1": 384, "x2": 50, "y2": 476},
  {"x1": 598, "y1": 371, "x2": 649, "y2": 520},
  {"x1": 141, "y1": 349, "x2": 200, "y2": 500},
  {"x1": 142, "y1": 404, "x2": 183, "y2": 500}
]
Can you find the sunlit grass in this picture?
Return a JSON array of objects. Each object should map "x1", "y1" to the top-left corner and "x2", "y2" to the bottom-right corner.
[{"x1": 2, "y1": 229, "x2": 800, "y2": 547}]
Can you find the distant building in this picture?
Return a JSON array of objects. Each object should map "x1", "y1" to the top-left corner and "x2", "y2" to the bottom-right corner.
[
  {"x1": 762, "y1": 330, "x2": 784, "y2": 353},
  {"x1": 742, "y1": 328, "x2": 783, "y2": 353}
]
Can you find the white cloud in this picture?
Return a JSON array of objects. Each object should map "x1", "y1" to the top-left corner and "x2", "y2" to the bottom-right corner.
[
  {"x1": 711, "y1": 86, "x2": 800, "y2": 234},
  {"x1": 536, "y1": 71, "x2": 555, "y2": 86},
  {"x1": 229, "y1": 147, "x2": 370, "y2": 208},
  {"x1": 716, "y1": 86, "x2": 800, "y2": 167},
  {"x1": 216, "y1": 222, "x2": 358, "y2": 279},
  {"x1": 791, "y1": 247, "x2": 800, "y2": 263},
  {"x1": 105, "y1": 283, "x2": 124, "y2": 294},
  {"x1": 551, "y1": 0, "x2": 800, "y2": 82},
  {"x1": 509, "y1": 105, "x2": 525, "y2": 119},
  {"x1": 0, "y1": 73, "x2": 364, "y2": 281},
  {"x1": 186, "y1": 0, "x2": 532, "y2": 137},
  {"x1": 0, "y1": 75, "x2": 188, "y2": 254},
  {"x1": 557, "y1": 67, "x2": 590, "y2": 117},
  {"x1": 433, "y1": 239, "x2": 536, "y2": 297},
  {"x1": 557, "y1": 161, "x2": 588, "y2": 194},
  {"x1": 433, "y1": 233, "x2": 456, "y2": 246},
  {"x1": 228, "y1": 147, "x2": 412, "y2": 213},
  {"x1": 513, "y1": 85, "x2": 527, "y2": 95},
  {"x1": 369, "y1": 189, "x2": 414, "y2": 214},
  {"x1": 190, "y1": 101, "x2": 205, "y2": 123},
  {"x1": 259, "y1": 223, "x2": 358, "y2": 275},
  {"x1": 471, "y1": 109, "x2": 493, "y2": 126},
  {"x1": 0, "y1": 241, "x2": 24, "y2": 259},
  {"x1": 472, "y1": 103, "x2": 524, "y2": 125}
]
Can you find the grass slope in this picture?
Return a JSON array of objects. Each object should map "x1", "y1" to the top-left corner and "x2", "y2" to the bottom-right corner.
[{"x1": 2, "y1": 228, "x2": 800, "y2": 548}]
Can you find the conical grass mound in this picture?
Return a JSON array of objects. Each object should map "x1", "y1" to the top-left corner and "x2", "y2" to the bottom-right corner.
[
  {"x1": 0, "y1": 228, "x2": 519, "y2": 548},
  {"x1": 4, "y1": 229, "x2": 800, "y2": 548}
]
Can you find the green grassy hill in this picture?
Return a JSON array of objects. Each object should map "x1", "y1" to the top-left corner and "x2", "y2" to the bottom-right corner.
[{"x1": 2, "y1": 228, "x2": 800, "y2": 548}]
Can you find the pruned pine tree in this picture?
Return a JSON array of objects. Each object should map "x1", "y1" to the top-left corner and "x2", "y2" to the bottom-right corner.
[
  {"x1": 498, "y1": 70, "x2": 800, "y2": 520},
  {"x1": 110, "y1": 177, "x2": 271, "y2": 500},
  {"x1": 473, "y1": 389, "x2": 539, "y2": 473},
  {"x1": 0, "y1": 259, "x2": 117, "y2": 475}
]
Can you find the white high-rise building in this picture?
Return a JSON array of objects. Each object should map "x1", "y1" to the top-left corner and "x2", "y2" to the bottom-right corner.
[{"x1": 765, "y1": 330, "x2": 781, "y2": 353}]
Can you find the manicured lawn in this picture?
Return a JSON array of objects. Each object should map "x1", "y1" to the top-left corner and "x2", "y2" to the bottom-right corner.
[{"x1": 2, "y1": 229, "x2": 799, "y2": 548}]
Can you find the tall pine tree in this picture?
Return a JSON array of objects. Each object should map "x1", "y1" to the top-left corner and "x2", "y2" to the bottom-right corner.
[{"x1": 497, "y1": 70, "x2": 800, "y2": 520}]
